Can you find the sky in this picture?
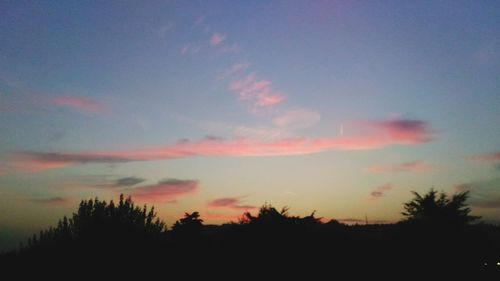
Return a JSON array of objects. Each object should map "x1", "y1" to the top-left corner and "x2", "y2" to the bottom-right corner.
[{"x1": 1, "y1": 0, "x2": 499, "y2": 251}]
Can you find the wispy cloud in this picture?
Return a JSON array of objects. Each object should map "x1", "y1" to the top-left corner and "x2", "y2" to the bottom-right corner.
[
  {"x1": 455, "y1": 178, "x2": 500, "y2": 209},
  {"x1": 89, "y1": 176, "x2": 146, "y2": 188},
  {"x1": 468, "y1": 152, "x2": 500, "y2": 163},
  {"x1": 369, "y1": 183, "x2": 393, "y2": 199},
  {"x1": 210, "y1": 33, "x2": 225, "y2": 46},
  {"x1": 29, "y1": 197, "x2": 68, "y2": 206},
  {"x1": 229, "y1": 73, "x2": 285, "y2": 108},
  {"x1": 181, "y1": 43, "x2": 200, "y2": 55},
  {"x1": 48, "y1": 96, "x2": 109, "y2": 114},
  {"x1": 158, "y1": 22, "x2": 174, "y2": 38},
  {"x1": 11, "y1": 117, "x2": 433, "y2": 172},
  {"x1": 194, "y1": 16, "x2": 206, "y2": 26},
  {"x1": 232, "y1": 125, "x2": 289, "y2": 141},
  {"x1": 368, "y1": 160, "x2": 437, "y2": 173},
  {"x1": 128, "y1": 178, "x2": 199, "y2": 203},
  {"x1": 220, "y1": 62, "x2": 250, "y2": 79},
  {"x1": 56, "y1": 175, "x2": 146, "y2": 190},
  {"x1": 273, "y1": 108, "x2": 321, "y2": 129},
  {"x1": 115, "y1": 176, "x2": 145, "y2": 187},
  {"x1": 362, "y1": 118, "x2": 432, "y2": 144},
  {"x1": 203, "y1": 121, "x2": 290, "y2": 141},
  {"x1": 12, "y1": 152, "x2": 130, "y2": 172},
  {"x1": 181, "y1": 44, "x2": 190, "y2": 55},
  {"x1": 208, "y1": 196, "x2": 256, "y2": 210}
]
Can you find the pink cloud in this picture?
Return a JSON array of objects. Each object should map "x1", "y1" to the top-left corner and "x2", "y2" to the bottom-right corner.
[
  {"x1": 229, "y1": 74, "x2": 286, "y2": 108},
  {"x1": 363, "y1": 118, "x2": 432, "y2": 144},
  {"x1": 49, "y1": 96, "x2": 108, "y2": 114},
  {"x1": 255, "y1": 92, "x2": 285, "y2": 107},
  {"x1": 12, "y1": 154, "x2": 75, "y2": 172},
  {"x1": 12, "y1": 118, "x2": 432, "y2": 172},
  {"x1": 468, "y1": 152, "x2": 500, "y2": 163},
  {"x1": 210, "y1": 33, "x2": 226, "y2": 46},
  {"x1": 12, "y1": 151, "x2": 129, "y2": 173},
  {"x1": 220, "y1": 62, "x2": 250, "y2": 79},
  {"x1": 208, "y1": 197, "x2": 257, "y2": 210},
  {"x1": 369, "y1": 183, "x2": 393, "y2": 200},
  {"x1": 368, "y1": 160, "x2": 437, "y2": 173},
  {"x1": 128, "y1": 179, "x2": 198, "y2": 203},
  {"x1": 273, "y1": 108, "x2": 321, "y2": 129}
]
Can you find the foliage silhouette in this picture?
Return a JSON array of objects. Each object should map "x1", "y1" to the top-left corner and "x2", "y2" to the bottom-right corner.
[
  {"x1": 2, "y1": 190, "x2": 499, "y2": 278},
  {"x1": 172, "y1": 211, "x2": 204, "y2": 232},
  {"x1": 15, "y1": 194, "x2": 166, "y2": 259},
  {"x1": 401, "y1": 189, "x2": 480, "y2": 226}
]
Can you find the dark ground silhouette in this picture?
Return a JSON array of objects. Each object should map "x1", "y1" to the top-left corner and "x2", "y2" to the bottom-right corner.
[{"x1": 1, "y1": 190, "x2": 499, "y2": 277}]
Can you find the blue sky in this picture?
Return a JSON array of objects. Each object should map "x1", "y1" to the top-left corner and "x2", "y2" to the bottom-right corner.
[{"x1": 1, "y1": 1, "x2": 499, "y2": 251}]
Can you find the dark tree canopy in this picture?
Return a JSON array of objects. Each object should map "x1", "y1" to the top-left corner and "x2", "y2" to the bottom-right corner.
[
  {"x1": 21, "y1": 194, "x2": 166, "y2": 252},
  {"x1": 4, "y1": 190, "x2": 500, "y2": 278},
  {"x1": 401, "y1": 189, "x2": 480, "y2": 226},
  {"x1": 172, "y1": 211, "x2": 204, "y2": 234},
  {"x1": 240, "y1": 203, "x2": 321, "y2": 227}
]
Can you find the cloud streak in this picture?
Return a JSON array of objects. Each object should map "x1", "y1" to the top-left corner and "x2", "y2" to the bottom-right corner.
[
  {"x1": 128, "y1": 179, "x2": 198, "y2": 203},
  {"x1": 273, "y1": 108, "x2": 321, "y2": 129},
  {"x1": 115, "y1": 176, "x2": 145, "y2": 187},
  {"x1": 11, "y1": 118, "x2": 433, "y2": 172},
  {"x1": 455, "y1": 178, "x2": 500, "y2": 209},
  {"x1": 220, "y1": 62, "x2": 250, "y2": 79},
  {"x1": 370, "y1": 183, "x2": 393, "y2": 199},
  {"x1": 207, "y1": 196, "x2": 256, "y2": 210},
  {"x1": 368, "y1": 160, "x2": 437, "y2": 173},
  {"x1": 48, "y1": 96, "x2": 109, "y2": 114},
  {"x1": 229, "y1": 73, "x2": 285, "y2": 108},
  {"x1": 29, "y1": 197, "x2": 68, "y2": 206},
  {"x1": 210, "y1": 33, "x2": 226, "y2": 46},
  {"x1": 468, "y1": 152, "x2": 500, "y2": 163}
]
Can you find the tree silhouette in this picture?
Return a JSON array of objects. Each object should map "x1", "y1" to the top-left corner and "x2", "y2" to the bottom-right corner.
[
  {"x1": 240, "y1": 203, "x2": 290, "y2": 225},
  {"x1": 240, "y1": 204, "x2": 322, "y2": 227},
  {"x1": 401, "y1": 189, "x2": 480, "y2": 226},
  {"x1": 21, "y1": 194, "x2": 166, "y2": 254},
  {"x1": 172, "y1": 212, "x2": 204, "y2": 233},
  {"x1": 5, "y1": 190, "x2": 500, "y2": 277}
]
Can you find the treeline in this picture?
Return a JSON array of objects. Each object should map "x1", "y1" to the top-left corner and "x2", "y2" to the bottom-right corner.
[{"x1": 1, "y1": 190, "x2": 499, "y2": 277}]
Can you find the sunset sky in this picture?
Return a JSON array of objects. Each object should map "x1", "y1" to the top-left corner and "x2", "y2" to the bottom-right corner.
[{"x1": 1, "y1": 1, "x2": 499, "y2": 251}]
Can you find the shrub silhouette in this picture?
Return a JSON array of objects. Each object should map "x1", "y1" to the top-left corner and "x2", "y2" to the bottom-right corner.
[
  {"x1": 240, "y1": 204, "x2": 321, "y2": 227},
  {"x1": 401, "y1": 189, "x2": 480, "y2": 226},
  {"x1": 20, "y1": 194, "x2": 166, "y2": 255},
  {"x1": 172, "y1": 211, "x2": 204, "y2": 238},
  {"x1": 4, "y1": 190, "x2": 500, "y2": 277}
]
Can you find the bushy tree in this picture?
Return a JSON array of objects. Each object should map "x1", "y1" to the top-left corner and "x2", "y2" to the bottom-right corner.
[
  {"x1": 240, "y1": 204, "x2": 321, "y2": 227},
  {"x1": 172, "y1": 212, "x2": 204, "y2": 233},
  {"x1": 401, "y1": 189, "x2": 480, "y2": 226},
  {"x1": 22, "y1": 194, "x2": 166, "y2": 252}
]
